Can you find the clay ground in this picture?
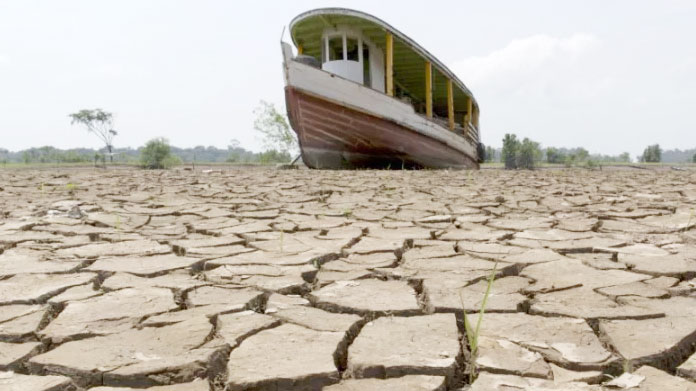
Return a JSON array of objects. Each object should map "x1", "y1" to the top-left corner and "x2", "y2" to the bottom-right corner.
[{"x1": 1, "y1": 166, "x2": 695, "y2": 391}]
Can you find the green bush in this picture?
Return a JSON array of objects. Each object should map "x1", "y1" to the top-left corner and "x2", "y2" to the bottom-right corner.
[{"x1": 140, "y1": 138, "x2": 180, "y2": 169}]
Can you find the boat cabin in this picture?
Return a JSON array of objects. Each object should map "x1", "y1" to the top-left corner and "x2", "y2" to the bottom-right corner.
[
  {"x1": 290, "y1": 9, "x2": 480, "y2": 141},
  {"x1": 319, "y1": 27, "x2": 386, "y2": 92}
]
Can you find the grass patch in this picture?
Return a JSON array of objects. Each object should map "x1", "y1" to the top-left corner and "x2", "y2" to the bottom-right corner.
[{"x1": 460, "y1": 261, "x2": 498, "y2": 383}]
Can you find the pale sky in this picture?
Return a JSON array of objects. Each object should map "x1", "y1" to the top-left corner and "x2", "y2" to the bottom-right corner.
[{"x1": 1, "y1": 0, "x2": 695, "y2": 158}]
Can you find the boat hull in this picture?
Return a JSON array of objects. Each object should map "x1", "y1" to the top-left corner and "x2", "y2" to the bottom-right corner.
[{"x1": 285, "y1": 87, "x2": 479, "y2": 170}]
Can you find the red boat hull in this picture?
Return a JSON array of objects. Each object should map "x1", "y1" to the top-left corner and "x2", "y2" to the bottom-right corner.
[{"x1": 285, "y1": 87, "x2": 479, "y2": 169}]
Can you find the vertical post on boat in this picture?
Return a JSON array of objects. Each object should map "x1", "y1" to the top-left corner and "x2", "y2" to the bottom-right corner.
[
  {"x1": 464, "y1": 97, "x2": 473, "y2": 136},
  {"x1": 386, "y1": 32, "x2": 394, "y2": 97},
  {"x1": 297, "y1": 44, "x2": 304, "y2": 55},
  {"x1": 447, "y1": 79, "x2": 455, "y2": 131},
  {"x1": 425, "y1": 61, "x2": 433, "y2": 118}
]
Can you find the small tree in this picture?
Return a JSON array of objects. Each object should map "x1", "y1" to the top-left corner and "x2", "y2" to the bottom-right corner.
[
  {"x1": 140, "y1": 138, "x2": 179, "y2": 169},
  {"x1": 517, "y1": 138, "x2": 542, "y2": 169},
  {"x1": 69, "y1": 109, "x2": 117, "y2": 163},
  {"x1": 693, "y1": 153, "x2": 696, "y2": 163},
  {"x1": 619, "y1": 152, "x2": 631, "y2": 163},
  {"x1": 254, "y1": 101, "x2": 297, "y2": 158},
  {"x1": 501, "y1": 134, "x2": 520, "y2": 169},
  {"x1": 641, "y1": 144, "x2": 662, "y2": 163}
]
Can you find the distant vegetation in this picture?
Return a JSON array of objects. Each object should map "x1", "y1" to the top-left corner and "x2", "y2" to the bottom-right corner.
[
  {"x1": 640, "y1": 144, "x2": 662, "y2": 163},
  {"x1": 487, "y1": 135, "x2": 695, "y2": 168},
  {"x1": 140, "y1": 138, "x2": 181, "y2": 169},
  {"x1": 501, "y1": 134, "x2": 542, "y2": 170},
  {"x1": 663, "y1": 148, "x2": 696, "y2": 163},
  {"x1": 484, "y1": 146, "x2": 497, "y2": 163},
  {"x1": 0, "y1": 144, "x2": 293, "y2": 166}
]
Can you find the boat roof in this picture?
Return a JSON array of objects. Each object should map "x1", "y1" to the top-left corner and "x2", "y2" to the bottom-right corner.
[{"x1": 290, "y1": 8, "x2": 479, "y2": 114}]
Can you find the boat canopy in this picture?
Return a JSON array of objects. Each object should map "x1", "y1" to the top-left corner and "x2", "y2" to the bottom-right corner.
[{"x1": 290, "y1": 8, "x2": 479, "y2": 132}]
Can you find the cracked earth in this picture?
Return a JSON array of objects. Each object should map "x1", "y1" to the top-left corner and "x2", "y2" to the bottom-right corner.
[{"x1": 0, "y1": 166, "x2": 695, "y2": 391}]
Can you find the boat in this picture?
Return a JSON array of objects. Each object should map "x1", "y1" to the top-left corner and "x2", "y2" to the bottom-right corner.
[{"x1": 282, "y1": 8, "x2": 483, "y2": 170}]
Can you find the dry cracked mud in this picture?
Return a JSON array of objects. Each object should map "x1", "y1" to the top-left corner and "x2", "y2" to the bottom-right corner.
[{"x1": 0, "y1": 166, "x2": 695, "y2": 390}]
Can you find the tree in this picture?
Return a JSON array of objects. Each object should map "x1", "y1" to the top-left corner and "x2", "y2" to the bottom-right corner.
[
  {"x1": 140, "y1": 138, "x2": 179, "y2": 169},
  {"x1": 69, "y1": 109, "x2": 117, "y2": 162},
  {"x1": 693, "y1": 153, "x2": 696, "y2": 163},
  {"x1": 641, "y1": 144, "x2": 662, "y2": 163},
  {"x1": 254, "y1": 101, "x2": 297, "y2": 157},
  {"x1": 574, "y1": 148, "x2": 589, "y2": 162},
  {"x1": 517, "y1": 138, "x2": 542, "y2": 169},
  {"x1": 501, "y1": 134, "x2": 520, "y2": 169},
  {"x1": 619, "y1": 152, "x2": 631, "y2": 163},
  {"x1": 546, "y1": 147, "x2": 565, "y2": 164}
]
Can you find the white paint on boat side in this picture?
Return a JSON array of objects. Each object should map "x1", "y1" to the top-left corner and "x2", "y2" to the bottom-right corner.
[{"x1": 281, "y1": 42, "x2": 478, "y2": 159}]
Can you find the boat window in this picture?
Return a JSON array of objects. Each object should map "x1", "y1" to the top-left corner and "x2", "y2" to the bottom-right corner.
[
  {"x1": 363, "y1": 46, "x2": 371, "y2": 86},
  {"x1": 327, "y1": 36, "x2": 343, "y2": 62},
  {"x1": 346, "y1": 38, "x2": 359, "y2": 62}
]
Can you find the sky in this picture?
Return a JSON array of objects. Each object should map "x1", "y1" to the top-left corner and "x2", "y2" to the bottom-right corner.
[{"x1": 1, "y1": 0, "x2": 695, "y2": 158}]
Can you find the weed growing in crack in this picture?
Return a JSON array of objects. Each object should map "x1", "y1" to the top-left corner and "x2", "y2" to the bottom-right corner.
[{"x1": 460, "y1": 261, "x2": 498, "y2": 383}]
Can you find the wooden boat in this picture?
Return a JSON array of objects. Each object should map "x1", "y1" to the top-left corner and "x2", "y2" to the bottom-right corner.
[{"x1": 282, "y1": 8, "x2": 483, "y2": 169}]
